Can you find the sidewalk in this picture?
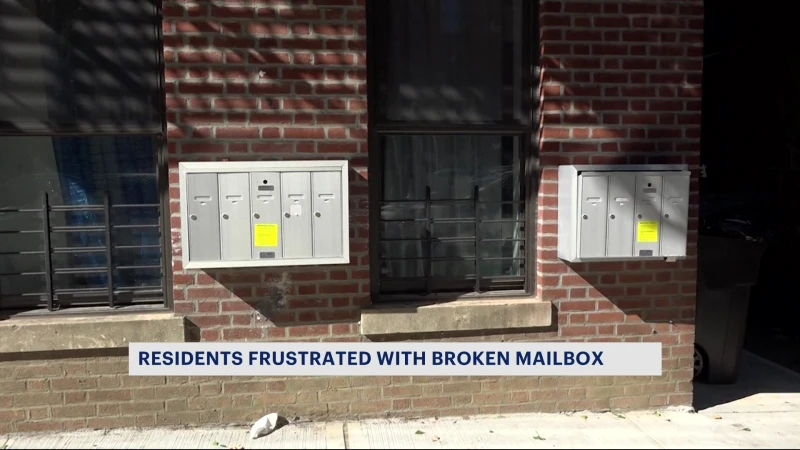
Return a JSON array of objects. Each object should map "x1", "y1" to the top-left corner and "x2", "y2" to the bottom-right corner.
[{"x1": 4, "y1": 352, "x2": 800, "y2": 449}]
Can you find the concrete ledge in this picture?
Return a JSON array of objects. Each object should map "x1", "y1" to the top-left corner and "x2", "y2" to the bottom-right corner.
[
  {"x1": 360, "y1": 298, "x2": 553, "y2": 337},
  {"x1": 0, "y1": 313, "x2": 187, "y2": 353}
]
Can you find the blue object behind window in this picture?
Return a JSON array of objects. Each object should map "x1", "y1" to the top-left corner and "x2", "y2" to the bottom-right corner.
[{"x1": 52, "y1": 135, "x2": 161, "y2": 291}]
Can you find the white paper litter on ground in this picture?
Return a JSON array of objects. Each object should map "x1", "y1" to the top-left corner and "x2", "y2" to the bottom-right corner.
[{"x1": 249, "y1": 413, "x2": 279, "y2": 440}]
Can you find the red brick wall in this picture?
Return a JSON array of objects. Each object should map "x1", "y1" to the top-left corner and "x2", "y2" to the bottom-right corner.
[
  {"x1": 534, "y1": 0, "x2": 703, "y2": 406},
  {"x1": 164, "y1": 0, "x2": 369, "y2": 341},
  {"x1": 0, "y1": 0, "x2": 703, "y2": 432}
]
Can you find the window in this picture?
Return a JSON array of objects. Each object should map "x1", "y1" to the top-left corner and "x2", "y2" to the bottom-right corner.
[
  {"x1": 368, "y1": 0, "x2": 537, "y2": 298},
  {"x1": 0, "y1": 0, "x2": 167, "y2": 314}
]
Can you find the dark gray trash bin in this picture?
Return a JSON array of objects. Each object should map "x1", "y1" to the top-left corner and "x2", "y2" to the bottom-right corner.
[{"x1": 695, "y1": 236, "x2": 766, "y2": 384}]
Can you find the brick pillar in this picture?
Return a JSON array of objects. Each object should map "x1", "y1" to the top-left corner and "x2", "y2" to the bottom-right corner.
[
  {"x1": 163, "y1": 0, "x2": 369, "y2": 342},
  {"x1": 536, "y1": 0, "x2": 703, "y2": 408}
]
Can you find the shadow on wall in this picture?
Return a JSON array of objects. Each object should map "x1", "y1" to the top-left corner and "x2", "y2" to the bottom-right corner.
[
  {"x1": 165, "y1": 1, "x2": 373, "y2": 340},
  {"x1": 556, "y1": 173, "x2": 697, "y2": 339},
  {"x1": 164, "y1": 2, "x2": 367, "y2": 157},
  {"x1": 169, "y1": 0, "x2": 701, "y2": 347}
]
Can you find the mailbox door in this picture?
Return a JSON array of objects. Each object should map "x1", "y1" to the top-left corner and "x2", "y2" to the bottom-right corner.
[
  {"x1": 186, "y1": 173, "x2": 221, "y2": 262},
  {"x1": 661, "y1": 173, "x2": 690, "y2": 257},
  {"x1": 634, "y1": 174, "x2": 663, "y2": 257},
  {"x1": 311, "y1": 171, "x2": 343, "y2": 258},
  {"x1": 250, "y1": 172, "x2": 283, "y2": 260},
  {"x1": 281, "y1": 172, "x2": 313, "y2": 259},
  {"x1": 218, "y1": 173, "x2": 251, "y2": 261},
  {"x1": 578, "y1": 174, "x2": 608, "y2": 258},
  {"x1": 606, "y1": 174, "x2": 636, "y2": 257}
]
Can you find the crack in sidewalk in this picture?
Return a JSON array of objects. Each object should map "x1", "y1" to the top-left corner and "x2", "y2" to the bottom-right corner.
[
  {"x1": 342, "y1": 422, "x2": 350, "y2": 449},
  {"x1": 624, "y1": 415, "x2": 666, "y2": 449}
]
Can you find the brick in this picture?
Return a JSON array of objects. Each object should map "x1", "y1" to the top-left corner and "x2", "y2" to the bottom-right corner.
[
  {"x1": 319, "y1": 389, "x2": 359, "y2": 402},
  {"x1": 63, "y1": 392, "x2": 86, "y2": 404},
  {"x1": 166, "y1": 399, "x2": 189, "y2": 412},
  {"x1": 0, "y1": 380, "x2": 27, "y2": 393},
  {"x1": 98, "y1": 403, "x2": 121, "y2": 416},
  {"x1": 16, "y1": 421, "x2": 64, "y2": 432},
  {"x1": 197, "y1": 383, "x2": 222, "y2": 397},
  {"x1": 188, "y1": 396, "x2": 233, "y2": 410},
  {"x1": 14, "y1": 392, "x2": 63, "y2": 407},
  {"x1": 284, "y1": 127, "x2": 325, "y2": 139},
  {"x1": 223, "y1": 381, "x2": 265, "y2": 395},
  {"x1": 222, "y1": 328, "x2": 265, "y2": 340},
  {"x1": 87, "y1": 390, "x2": 132, "y2": 403},
  {"x1": 350, "y1": 400, "x2": 391, "y2": 414},
  {"x1": 15, "y1": 365, "x2": 62, "y2": 378},
  {"x1": 25, "y1": 379, "x2": 48, "y2": 391},
  {"x1": 121, "y1": 402, "x2": 166, "y2": 415},
  {"x1": 86, "y1": 417, "x2": 136, "y2": 429},
  {"x1": 52, "y1": 405, "x2": 97, "y2": 419},
  {"x1": 156, "y1": 411, "x2": 200, "y2": 426},
  {"x1": 0, "y1": 409, "x2": 25, "y2": 422},
  {"x1": 288, "y1": 324, "x2": 331, "y2": 337},
  {"x1": 610, "y1": 395, "x2": 651, "y2": 410}
]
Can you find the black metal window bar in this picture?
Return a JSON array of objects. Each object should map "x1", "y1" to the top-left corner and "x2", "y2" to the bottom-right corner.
[
  {"x1": 0, "y1": 191, "x2": 165, "y2": 313},
  {"x1": 378, "y1": 185, "x2": 526, "y2": 296}
]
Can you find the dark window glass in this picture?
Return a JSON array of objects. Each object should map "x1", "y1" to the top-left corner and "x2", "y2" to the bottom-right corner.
[
  {"x1": 374, "y1": 0, "x2": 527, "y2": 124},
  {"x1": 371, "y1": 0, "x2": 534, "y2": 297},
  {"x1": 0, "y1": 136, "x2": 163, "y2": 311},
  {"x1": 378, "y1": 135, "x2": 525, "y2": 294},
  {"x1": 0, "y1": 0, "x2": 162, "y2": 133}
]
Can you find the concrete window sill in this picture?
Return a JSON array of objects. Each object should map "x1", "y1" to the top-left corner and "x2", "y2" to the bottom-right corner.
[
  {"x1": 360, "y1": 297, "x2": 553, "y2": 337},
  {"x1": 0, "y1": 312, "x2": 187, "y2": 354}
]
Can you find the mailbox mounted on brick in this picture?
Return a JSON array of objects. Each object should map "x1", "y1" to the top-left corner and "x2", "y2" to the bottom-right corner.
[
  {"x1": 557, "y1": 164, "x2": 690, "y2": 263},
  {"x1": 178, "y1": 161, "x2": 350, "y2": 269}
]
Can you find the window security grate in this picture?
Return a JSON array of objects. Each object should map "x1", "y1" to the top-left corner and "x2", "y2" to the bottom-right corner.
[
  {"x1": 0, "y1": 192, "x2": 165, "y2": 313},
  {"x1": 378, "y1": 185, "x2": 526, "y2": 296}
]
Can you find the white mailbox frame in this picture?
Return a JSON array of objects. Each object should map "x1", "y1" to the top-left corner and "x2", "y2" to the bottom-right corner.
[
  {"x1": 558, "y1": 164, "x2": 690, "y2": 263},
  {"x1": 179, "y1": 160, "x2": 350, "y2": 269}
]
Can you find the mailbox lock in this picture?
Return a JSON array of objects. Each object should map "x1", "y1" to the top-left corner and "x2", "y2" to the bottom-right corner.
[
  {"x1": 222, "y1": 214, "x2": 229, "y2": 220},
  {"x1": 664, "y1": 214, "x2": 670, "y2": 219},
  {"x1": 637, "y1": 214, "x2": 643, "y2": 219},
  {"x1": 609, "y1": 214, "x2": 615, "y2": 220},
  {"x1": 253, "y1": 213, "x2": 260, "y2": 219},
  {"x1": 190, "y1": 214, "x2": 197, "y2": 221},
  {"x1": 284, "y1": 212, "x2": 291, "y2": 218},
  {"x1": 315, "y1": 212, "x2": 321, "y2": 218},
  {"x1": 582, "y1": 214, "x2": 588, "y2": 220}
]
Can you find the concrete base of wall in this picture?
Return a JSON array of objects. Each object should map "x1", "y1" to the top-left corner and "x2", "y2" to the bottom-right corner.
[
  {"x1": 360, "y1": 298, "x2": 553, "y2": 337},
  {"x1": 0, "y1": 313, "x2": 187, "y2": 354}
]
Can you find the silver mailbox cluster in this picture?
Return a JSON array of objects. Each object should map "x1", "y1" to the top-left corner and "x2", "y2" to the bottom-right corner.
[
  {"x1": 558, "y1": 165, "x2": 690, "y2": 262},
  {"x1": 178, "y1": 161, "x2": 350, "y2": 269}
]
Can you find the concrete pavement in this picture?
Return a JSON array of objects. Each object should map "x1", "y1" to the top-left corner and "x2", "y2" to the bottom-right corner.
[{"x1": 3, "y1": 352, "x2": 800, "y2": 449}]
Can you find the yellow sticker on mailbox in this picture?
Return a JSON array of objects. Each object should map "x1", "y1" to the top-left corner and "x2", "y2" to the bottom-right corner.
[
  {"x1": 254, "y1": 224, "x2": 278, "y2": 247},
  {"x1": 637, "y1": 221, "x2": 659, "y2": 243}
]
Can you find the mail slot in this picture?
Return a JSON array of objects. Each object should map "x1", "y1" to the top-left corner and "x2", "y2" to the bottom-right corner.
[
  {"x1": 219, "y1": 173, "x2": 251, "y2": 261},
  {"x1": 557, "y1": 164, "x2": 691, "y2": 263},
  {"x1": 606, "y1": 174, "x2": 636, "y2": 258},
  {"x1": 281, "y1": 172, "x2": 313, "y2": 259},
  {"x1": 178, "y1": 161, "x2": 350, "y2": 269},
  {"x1": 251, "y1": 172, "x2": 283, "y2": 260},
  {"x1": 634, "y1": 174, "x2": 662, "y2": 258},
  {"x1": 312, "y1": 171, "x2": 343, "y2": 258},
  {"x1": 186, "y1": 173, "x2": 221, "y2": 262},
  {"x1": 660, "y1": 173, "x2": 690, "y2": 257}
]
